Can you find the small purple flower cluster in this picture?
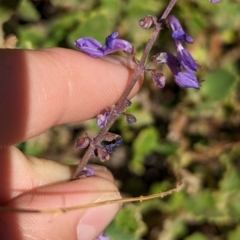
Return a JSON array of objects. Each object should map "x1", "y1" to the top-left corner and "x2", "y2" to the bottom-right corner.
[
  {"x1": 153, "y1": 15, "x2": 200, "y2": 89},
  {"x1": 74, "y1": 31, "x2": 133, "y2": 58}
]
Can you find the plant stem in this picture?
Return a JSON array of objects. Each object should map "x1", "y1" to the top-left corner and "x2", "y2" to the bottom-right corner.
[{"x1": 72, "y1": 0, "x2": 178, "y2": 180}]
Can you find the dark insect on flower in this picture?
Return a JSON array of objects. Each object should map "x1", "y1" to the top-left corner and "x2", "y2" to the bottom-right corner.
[{"x1": 103, "y1": 136, "x2": 123, "y2": 154}]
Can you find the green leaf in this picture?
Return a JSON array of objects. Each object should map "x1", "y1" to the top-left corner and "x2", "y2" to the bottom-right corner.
[
  {"x1": 106, "y1": 204, "x2": 146, "y2": 240},
  {"x1": 68, "y1": 12, "x2": 114, "y2": 47},
  {"x1": 201, "y1": 69, "x2": 237, "y2": 102},
  {"x1": 18, "y1": 24, "x2": 46, "y2": 49},
  {"x1": 227, "y1": 226, "x2": 240, "y2": 240},
  {"x1": 158, "y1": 219, "x2": 187, "y2": 240},
  {"x1": 18, "y1": 0, "x2": 40, "y2": 21},
  {"x1": 184, "y1": 190, "x2": 217, "y2": 217},
  {"x1": 185, "y1": 232, "x2": 208, "y2": 240},
  {"x1": 220, "y1": 165, "x2": 240, "y2": 192},
  {"x1": 130, "y1": 127, "x2": 159, "y2": 175}
]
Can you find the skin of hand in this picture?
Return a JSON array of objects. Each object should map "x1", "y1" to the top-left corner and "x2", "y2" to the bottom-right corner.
[{"x1": 0, "y1": 48, "x2": 142, "y2": 240}]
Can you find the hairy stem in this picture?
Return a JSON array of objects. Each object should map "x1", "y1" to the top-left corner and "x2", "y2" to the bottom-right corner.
[{"x1": 72, "y1": 0, "x2": 178, "y2": 180}]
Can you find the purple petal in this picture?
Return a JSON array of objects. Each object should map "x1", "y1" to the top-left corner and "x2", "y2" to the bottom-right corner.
[
  {"x1": 167, "y1": 15, "x2": 194, "y2": 44},
  {"x1": 97, "y1": 109, "x2": 111, "y2": 129},
  {"x1": 167, "y1": 15, "x2": 183, "y2": 32},
  {"x1": 74, "y1": 38, "x2": 104, "y2": 58},
  {"x1": 155, "y1": 52, "x2": 181, "y2": 75},
  {"x1": 95, "y1": 233, "x2": 111, "y2": 240},
  {"x1": 104, "y1": 39, "x2": 133, "y2": 55},
  {"x1": 176, "y1": 44, "x2": 198, "y2": 72},
  {"x1": 172, "y1": 30, "x2": 193, "y2": 44},
  {"x1": 174, "y1": 71, "x2": 200, "y2": 89},
  {"x1": 105, "y1": 31, "x2": 118, "y2": 49},
  {"x1": 82, "y1": 167, "x2": 94, "y2": 177}
]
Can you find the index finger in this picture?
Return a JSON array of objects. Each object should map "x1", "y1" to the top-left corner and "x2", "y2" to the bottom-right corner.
[{"x1": 0, "y1": 48, "x2": 142, "y2": 147}]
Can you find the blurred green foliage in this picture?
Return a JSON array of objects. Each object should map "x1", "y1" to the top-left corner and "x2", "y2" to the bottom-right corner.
[{"x1": 2, "y1": 0, "x2": 240, "y2": 239}]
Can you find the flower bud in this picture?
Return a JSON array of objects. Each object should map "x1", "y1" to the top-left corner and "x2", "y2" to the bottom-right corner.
[
  {"x1": 120, "y1": 99, "x2": 132, "y2": 113},
  {"x1": 139, "y1": 15, "x2": 155, "y2": 29},
  {"x1": 97, "y1": 108, "x2": 111, "y2": 129},
  {"x1": 125, "y1": 113, "x2": 137, "y2": 124},
  {"x1": 79, "y1": 167, "x2": 94, "y2": 178},
  {"x1": 97, "y1": 147, "x2": 110, "y2": 162},
  {"x1": 104, "y1": 132, "x2": 120, "y2": 142},
  {"x1": 75, "y1": 136, "x2": 90, "y2": 149}
]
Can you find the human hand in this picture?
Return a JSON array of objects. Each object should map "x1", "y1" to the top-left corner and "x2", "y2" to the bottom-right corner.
[{"x1": 0, "y1": 48, "x2": 142, "y2": 240}]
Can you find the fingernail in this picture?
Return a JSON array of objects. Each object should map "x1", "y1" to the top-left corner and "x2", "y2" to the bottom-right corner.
[
  {"x1": 77, "y1": 192, "x2": 121, "y2": 240},
  {"x1": 103, "y1": 55, "x2": 136, "y2": 69}
]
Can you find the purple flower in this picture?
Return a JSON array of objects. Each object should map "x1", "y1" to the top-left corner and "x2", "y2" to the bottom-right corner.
[
  {"x1": 82, "y1": 167, "x2": 94, "y2": 177},
  {"x1": 155, "y1": 52, "x2": 200, "y2": 89},
  {"x1": 97, "y1": 108, "x2": 111, "y2": 129},
  {"x1": 176, "y1": 44, "x2": 198, "y2": 72},
  {"x1": 75, "y1": 31, "x2": 133, "y2": 58},
  {"x1": 95, "y1": 233, "x2": 110, "y2": 240},
  {"x1": 166, "y1": 15, "x2": 198, "y2": 73},
  {"x1": 175, "y1": 71, "x2": 199, "y2": 89},
  {"x1": 167, "y1": 15, "x2": 193, "y2": 44}
]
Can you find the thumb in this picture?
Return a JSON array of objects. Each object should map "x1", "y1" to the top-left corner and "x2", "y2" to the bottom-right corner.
[{"x1": 3, "y1": 177, "x2": 121, "y2": 240}]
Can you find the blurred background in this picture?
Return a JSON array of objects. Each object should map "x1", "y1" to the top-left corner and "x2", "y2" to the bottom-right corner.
[{"x1": 1, "y1": 0, "x2": 240, "y2": 239}]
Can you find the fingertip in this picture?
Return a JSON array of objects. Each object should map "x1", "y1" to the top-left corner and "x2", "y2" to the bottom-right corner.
[
  {"x1": 0, "y1": 48, "x2": 143, "y2": 145},
  {"x1": 3, "y1": 177, "x2": 121, "y2": 240}
]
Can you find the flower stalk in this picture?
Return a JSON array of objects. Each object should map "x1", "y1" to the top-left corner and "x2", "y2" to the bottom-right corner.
[{"x1": 72, "y1": 0, "x2": 179, "y2": 179}]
